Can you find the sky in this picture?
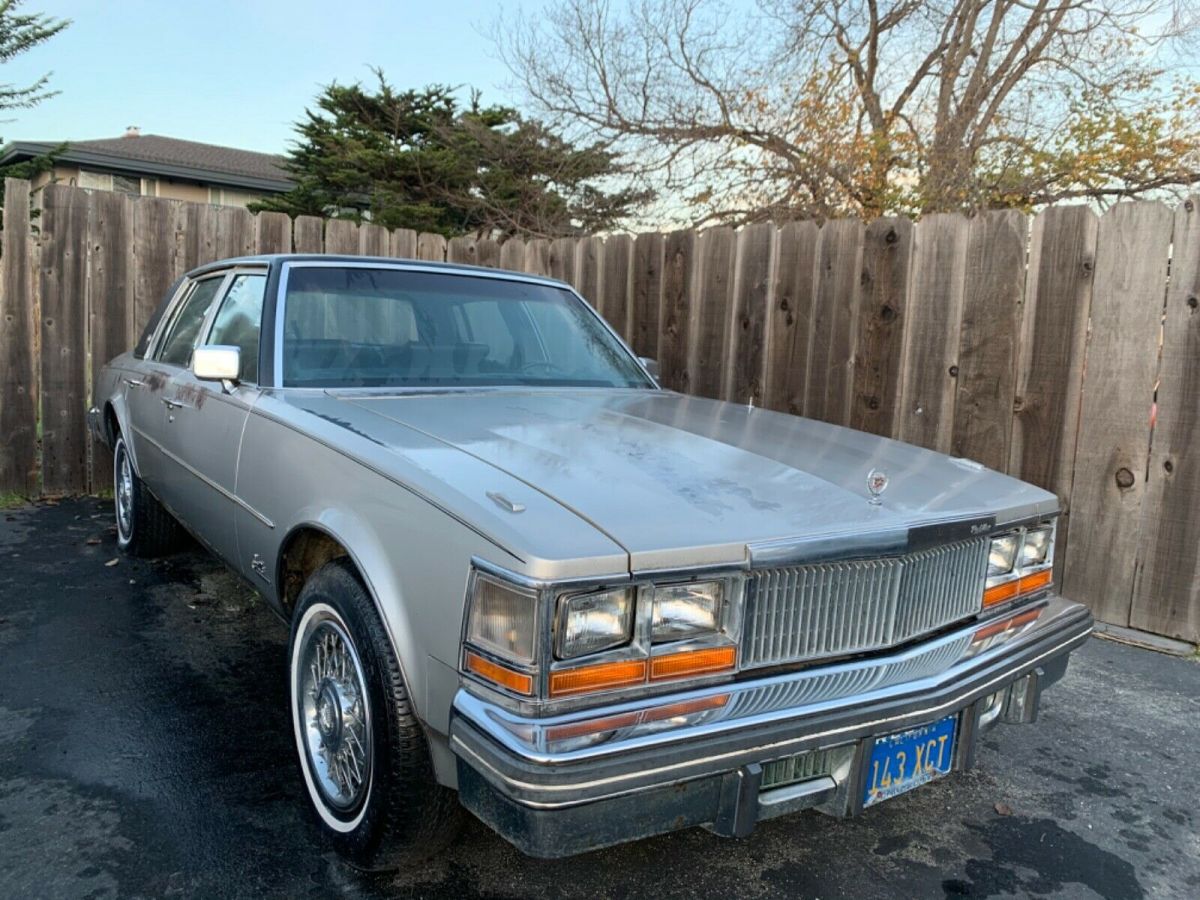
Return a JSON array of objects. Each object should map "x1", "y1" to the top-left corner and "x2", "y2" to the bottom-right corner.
[{"x1": 1, "y1": 0, "x2": 546, "y2": 154}]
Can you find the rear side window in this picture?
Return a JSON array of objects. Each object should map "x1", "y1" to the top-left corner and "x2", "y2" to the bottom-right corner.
[
  {"x1": 207, "y1": 274, "x2": 267, "y2": 383},
  {"x1": 157, "y1": 277, "x2": 225, "y2": 366}
]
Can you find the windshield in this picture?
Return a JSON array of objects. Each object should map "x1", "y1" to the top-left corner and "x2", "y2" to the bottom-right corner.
[{"x1": 280, "y1": 266, "x2": 654, "y2": 390}]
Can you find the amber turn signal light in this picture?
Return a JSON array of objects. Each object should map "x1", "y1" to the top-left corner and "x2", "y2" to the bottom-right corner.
[
  {"x1": 465, "y1": 650, "x2": 534, "y2": 695},
  {"x1": 549, "y1": 659, "x2": 647, "y2": 697},
  {"x1": 650, "y1": 645, "x2": 737, "y2": 681},
  {"x1": 983, "y1": 569, "x2": 1053, "y2": 608}
]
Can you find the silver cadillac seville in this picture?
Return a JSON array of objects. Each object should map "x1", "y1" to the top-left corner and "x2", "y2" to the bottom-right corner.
[{"x1": 89, "y1": 254, "x2": 1093, "y2": 867}]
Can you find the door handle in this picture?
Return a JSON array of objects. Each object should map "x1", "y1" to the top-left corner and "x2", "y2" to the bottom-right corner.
[
  {"x1": 163, "y1": 398, "x2": 183, "y2": 410},
  {"x1": 124, "y1": 378, "x2": 144, "y2": 388}
]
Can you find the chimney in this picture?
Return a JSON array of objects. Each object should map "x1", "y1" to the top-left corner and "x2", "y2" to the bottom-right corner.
[{"x1": 124, "y1": 125, "x2": 141, "y2": 138}]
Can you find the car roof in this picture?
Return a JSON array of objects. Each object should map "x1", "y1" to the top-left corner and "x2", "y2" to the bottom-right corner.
[{"x1": 184, "y1": 253, "x2": 570, "y2": 289}]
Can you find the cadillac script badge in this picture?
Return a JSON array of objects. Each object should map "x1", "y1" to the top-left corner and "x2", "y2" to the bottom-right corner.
[{"x1": 866, "y1": 468, "x2": 889, "y2": 505}]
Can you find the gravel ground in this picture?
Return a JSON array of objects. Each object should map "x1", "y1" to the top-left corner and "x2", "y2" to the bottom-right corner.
[{"x1": 1, "y1": 497, "x2": 1197, "y2": 899}]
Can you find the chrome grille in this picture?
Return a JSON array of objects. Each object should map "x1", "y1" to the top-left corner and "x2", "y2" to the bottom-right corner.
[{"x1": 741, "y1": 538, "x2": 988, "y2": 669}]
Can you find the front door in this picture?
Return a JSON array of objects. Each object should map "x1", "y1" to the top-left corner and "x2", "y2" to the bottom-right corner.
[
  {"x1": 134, "y1": 274, "x2": 228, "y2": 500},
  {"x1": 157, "y1": 271, "x2": 268, "y2": 567}
]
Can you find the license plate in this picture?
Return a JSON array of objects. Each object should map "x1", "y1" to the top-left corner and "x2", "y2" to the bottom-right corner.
[{"x1": 862, "y1": 715, "x2": 956, "y2": 808}]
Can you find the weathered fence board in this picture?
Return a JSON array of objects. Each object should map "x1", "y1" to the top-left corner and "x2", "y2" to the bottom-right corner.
[
  {"x1": 549, "y1": 237, "x2": 576, "y2": 287},
  {"x1": 952, "y1": 210, "x2": 1028, "y2": 471},
  {"x1": 2, "y1": 178, "x2": 1197, "y2": 644},
  {"x1": 898, "y1": 213, "x2": 969, "y2": 452},
  {"x1": 577, "y1": 235, "x2": 603, "y2": 306},
  {"x1": 325, "y1": 218, "x2": 359, "y2": 255},
  {"x1": 726, "y1": 222, "x2": 774, "y2": 405},
  {"x1": 1130, "y1": 197, "x2": 1200, "y2": 641},
  {"x1": 86, "y1": 191, "x2": 134, "y2": 490},
  {"x1": 218, "y1": 206, "x2": 256, "y2": 259},
  {"x1": 359, "y1": 222, "x2": 389, "y2": 257},
  {"x1": 658, "y1": 230, "x2": 695, "y2": 392},
  {"x1": 38, "y1": 185, "x2": 91, "y2": 494},
  {"x1": 0, "y1": 179, "x2": 37, "y2": 495},
  {"x1": 446, "y1": 235, "x2": 473, "y2": 264},
  {"x1": 1009, "y1": 206, "x2": 1098, "y2": 582},
  {"x1": 416, "y1": 232, "x2": 446, "y2": 261},
  {"x1": 850, "y1": 217, "x2": 912, "y2": 436},
  {"x1": 293, "y1": 215, "x2": 324, "y2": 253},
  {"x1": 131, "y1": 196, "x2": 179, "y2": 340},
  {"x1": 687, "y1": 226, "x2": 734, "y2": 399},
  {"x1": 500, "y1": 237, "x2": 526, "y2": 273},
  {"x1": 255, "y1": 211, "x2": 292, "y2": 255},
  {"x1": 806, "y1": 219, "x2": 863, "y2": 425},
  {"x1": 524, "y1": 238, "x2": 550, "y2": 277},
  {"x1": 390, "y1": 228, "x2": 417, "y2": 259},
  {"x1": 600, "y1": 234, "x2": 632, "y2": 339},
  {"x1": 174, "y1": 201, "x2": 213, "y2": 276},
  {"x1": 475, "y1": 238, "x2": 500, "y2": 268},
  {"x1": 629, "y1": 233, "x2": 664, "y2": 360},
  {"x1": 1063, "y1": 201, "x2": 1174, "y2": 627},
  {"x1": 764, "y1": 220, "x2": 819, "y2": 416}
]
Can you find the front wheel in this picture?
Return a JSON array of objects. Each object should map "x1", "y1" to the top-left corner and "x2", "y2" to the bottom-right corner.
[{"x1": 289, "y1": 560, "x2": 460, "y2": 870}]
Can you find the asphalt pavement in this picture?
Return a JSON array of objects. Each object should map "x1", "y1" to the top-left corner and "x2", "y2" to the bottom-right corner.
[{"x1": 1, "y1": 498, "x2": 1197, "y2": 899}]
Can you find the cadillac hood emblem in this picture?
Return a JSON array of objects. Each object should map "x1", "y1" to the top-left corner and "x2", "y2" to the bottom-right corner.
[{"x1": 866, "y1": 468, "x2": 889, "y2": 505}]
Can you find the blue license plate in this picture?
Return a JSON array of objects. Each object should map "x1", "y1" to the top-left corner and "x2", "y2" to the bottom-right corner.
[{"x1": 863, "y1": 715, "x2": 957, "y2": 808}]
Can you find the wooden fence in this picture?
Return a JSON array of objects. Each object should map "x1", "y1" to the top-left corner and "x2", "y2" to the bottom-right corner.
[{"x1": 0, "y1": 178, "x2": 1196, "y2": 644}]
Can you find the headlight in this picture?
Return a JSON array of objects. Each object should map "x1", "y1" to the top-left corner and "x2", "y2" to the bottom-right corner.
[
  {"x1": 987, "y1": 534, "x2": 1020, "y2": 577},
  {"x1": 555, "y1": 587, "x2": 634, "y2": 659},
  {"x1": 1021, "y1": 524, "x2": 1054, "y2": 567},
  {"x1": 652, "y1": 581, "x2": 723, "y2": 642},
  {"x1": 466, "y1": 574, "x2": 537, "y2": 664}
]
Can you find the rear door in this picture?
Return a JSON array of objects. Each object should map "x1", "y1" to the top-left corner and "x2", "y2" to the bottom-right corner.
[{"x1": 157, "y1": 270, "x2": 268, "y2": 567}]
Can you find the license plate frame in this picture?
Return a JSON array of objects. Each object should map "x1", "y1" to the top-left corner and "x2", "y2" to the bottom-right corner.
[{"x1": 862, "y1": 714, "x2": 957, "y2": 808}]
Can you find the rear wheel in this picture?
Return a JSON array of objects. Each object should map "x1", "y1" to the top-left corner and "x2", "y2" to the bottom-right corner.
[
  {"x1": 289, "y1": 559, "x2": 461, "y2": 870},
  {"x1": 113, "y1": 434, "x2": 181, "y2": 557}
]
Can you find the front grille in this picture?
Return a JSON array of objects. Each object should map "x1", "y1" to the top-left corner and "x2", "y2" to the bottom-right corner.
[{"x1": 741, "y1": 537, "x2": 988, "y2": 669}]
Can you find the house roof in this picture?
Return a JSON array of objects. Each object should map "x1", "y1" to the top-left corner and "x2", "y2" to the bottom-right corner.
[{"x1": 0, "y1": 133, "x2": 294, "y2": 193}]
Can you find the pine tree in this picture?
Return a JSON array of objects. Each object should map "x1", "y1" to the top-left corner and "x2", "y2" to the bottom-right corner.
[{"x1": 255, "y1": 72, "x2": 650, "y2": 238}]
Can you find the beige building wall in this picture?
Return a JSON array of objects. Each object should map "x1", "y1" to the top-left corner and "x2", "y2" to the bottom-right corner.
[{"x1": 29, "y1": 165, "x2": 270, "y2": 209}]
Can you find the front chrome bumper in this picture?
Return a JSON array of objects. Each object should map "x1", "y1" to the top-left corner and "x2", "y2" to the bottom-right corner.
[{"x1": 449, "y1": 594, "x2": 1093, "y2": 857}]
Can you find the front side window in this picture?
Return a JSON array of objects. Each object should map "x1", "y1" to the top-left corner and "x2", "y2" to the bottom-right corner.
[
  {"x1": 157, "y1": 276, "x2": 226, "y2": 367},
  {"x1": 280, "y1": 267, "x2": 652, "y2": 390},
  {"x1": 207, "y1": 273, "x2": 267, "y2": 383}
]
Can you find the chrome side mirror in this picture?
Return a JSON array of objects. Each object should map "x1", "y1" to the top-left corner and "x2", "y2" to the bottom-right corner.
[
  {"x1": 192, "y1": 345, "x2": 240, "y2": 388},
  {"x1": 638, "y1": 357, "x2": 660, "y2": 379}
]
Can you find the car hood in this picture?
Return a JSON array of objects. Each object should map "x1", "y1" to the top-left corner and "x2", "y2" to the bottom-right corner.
[{"x1": 332, "y1": 389, "x2": 1056, "y2": 572}]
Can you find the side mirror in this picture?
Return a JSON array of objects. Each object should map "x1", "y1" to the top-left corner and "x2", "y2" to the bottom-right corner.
[
  {"x1": 192, "y1": 345, "x2": 240, "y2": 385},
  {"x1": 638, "y1": 357, "x2": 660, "y2": 379}
]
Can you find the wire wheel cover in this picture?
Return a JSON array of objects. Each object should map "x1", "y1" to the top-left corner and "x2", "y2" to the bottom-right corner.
[{"x1": 298, "y1": 617, "x2": 372, "y2": 811}]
